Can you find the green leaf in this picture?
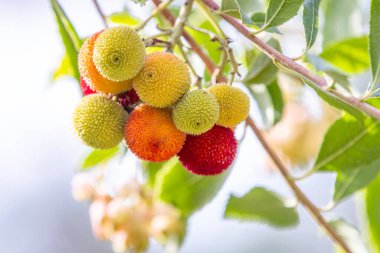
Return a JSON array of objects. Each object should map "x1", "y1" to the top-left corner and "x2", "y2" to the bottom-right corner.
[
  {"x1": 243, "y1": 38, "x2": 280, "y2": 84},
  {"x1": 366, "y1": 175, "x2": 380, "y2": 253},
  {"x1": 370, "y1": 0, "x2": 380, "y2": 87},
  {"x1": 306, "y1": 54, "x2": 351, "y2": 91},
  {"x1": 315, "y1": 114, "x2": 380, "y2": 172},
  {"x1": 221, "y1": 0, "x2": 253, "y2": 24},
  {"x1": 50, "y1": 0, "x2": 81, "y2": 81},
  {"x1": 321, "y1": 0, "x2": 359, "y2": 47},
  {"x1": 187, "y1": 20, "x2": 222, "y2": 63},
  {"x1": 142, "y1": 161, "x2": 167, "y2": 187},
  {"x1": 108, "y1": 12, "x2": 140, "y2": 26},
  {"x1": 304, "y1": 79, "x2": 365, "y2": 120},
  {"x1": 260, "y1": 0, "x2": 303, "y2": 30},
  {"x1": 320, "y1": 37, "x2": 370, "y2": 74},
  {"x1": 267, "y1": 80, "x2": 284, "y2": 124},
  {"x1": 302, "y1": 0, "x2": 321, "y2": 50},
  {"x1": 81, "y1": 147, "x2": 119, "y2": 170},
  {"x1": 247, "y1": 84, "x2": 273, "y2": 128},
  {"x1": 52, "y1": 53, "x2": 76, "y2": 80},
  {"x1": 333, "y1": 159, "x2": 380, "y2": 202},
  {"x1": 155, "y1": 158, "x2": 230, "y2": 217},
  {"x1": 225, "y1": 187, "x2": 299, "y2": 228},
  {"x1": 328, "y1": 218, "x2": 368, "y2": 253}
]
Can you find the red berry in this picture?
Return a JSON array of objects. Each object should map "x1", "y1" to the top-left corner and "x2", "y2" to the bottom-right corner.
[
  {"x1": 178, "y1": 126, "x2": 237, "y2": 175},
  {"x1": 118, "y1": 89, "x2": 140, "y2": 111},
  {"x1": 80, "y1": 77, "x2": 96, "y2": 96}
]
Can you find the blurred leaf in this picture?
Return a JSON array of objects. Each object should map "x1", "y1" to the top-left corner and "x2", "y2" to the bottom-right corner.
[
  {"x1": 306, "y1": 54, "x2": 351, "y2": 90},
  {"x1": 304, "y1": 81, "x2": 365, "y2": 120},
  {"x1": 302, "y1": 0, "x2": 321, "y2": 50},
  {"x1": 187, "y1": 20, "x2": 222, "y2": 63},
  {"x1": 81, "y1": 147, "x2": 119, "y2": 170},
  {"x1": 333, "y1": 159, "x2": 380, "y2": 202},
  {"x1": 320, "y1": 37, "x2": 370, "y2": 74},
  {"x1": 108, "y1": 12, "x2": 140, "y2": 25},
  {"x1": 247, "y1": 84, "x2": 273, "y2": 128},
  {"x1": 155, "y1": 158, "x2": 230, "y2": 217},
  {"x1": 225, "y1": 187, "x2": 299, "y2": 227},
  {"x1": 221, "y1": 0, "x2": 253, "y2": 24},
  {"x1": 50, "y1": 0, "x2": 81, "y2": 81},
  {"x1": 321, "y1": 0, "x2": 358, "y2": 47},
  {"x1": 329, "y1": 218, "x2": 368, "y2": 253},
  {"x1": 142, "y1": 161, "x2": 167, "y2": 187},
  {"x1": 315, "y1": 113, "x2": 380, "y2": 172},
  {"x1": 250, "y1": 12, "x2": 282, "y2": 34},
  {"x1": 237, "y1": 0, "x2": 262, "y2": 14},
  {"x1": 243, "y1": 38, "x2": 280, "y2": 84},
  {"x1": 52, "y1": 53, "x2": 76, "y2": 80},
  {"x1": 370, "y1": 0, "x2": 380, "y2": 87},
  {"x1": 267, "y1": 80, "x2": 284, "y2": 124},
  {"x1": 366, "y1": 175, "x2": 380, "y2": 253},
  {"x1": 259, "y1": 0, "x2": 303, "y2": 30}
]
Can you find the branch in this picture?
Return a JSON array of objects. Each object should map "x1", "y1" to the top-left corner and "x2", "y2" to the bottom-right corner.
[
  {"x1": 151, "y1": 1, "x2": 351, "y2": 252},
  {"x1": 245, "y1": 117, "x2": 352, "y2": 253},
  {"x1": 92, "y1": 0, "x2": 108, "y2": 28},
  {"x1": 167, "y1": 0, "x2": 194, "y2": 52},
  {"x1": 201, "y1": 0, "x2": 380, "y2": 122}
]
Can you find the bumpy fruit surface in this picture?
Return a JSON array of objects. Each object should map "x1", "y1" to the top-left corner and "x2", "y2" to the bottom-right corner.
[
  {"x1": 125, "y1": 104, "x2": 186, "y2": 162},
  {"x1": 93, "y1": 26, "x2": 145, "y2": 82},
  {"x1": 208, "y1": 83, "x2": 250, "y2": 128},
  {"x1": 118, "y1": 89, "x2": 140, "y2": 112},
  {"x1": 172, "y1": 89, "x2": 219, "y2": 135},
  {"x1": 73, "y1": 94, "x2": 128, "y2": 149},
  {"x1": 78, "y1": 31, "x2": 133, "y2": 95},
  {"x1": 133, "y1": 52, "x2": 191, "y2": 108},
  {"x1": 80, "y1": 77, "x2": 96, "y2": 96},
  {"x1": 178, "y1": 126, "x2": 237, "y2": 175}
]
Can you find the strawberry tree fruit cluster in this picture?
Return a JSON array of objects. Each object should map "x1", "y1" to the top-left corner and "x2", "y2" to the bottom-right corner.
[{"x1": 73, "y1": 25, "x2": 250, "y2": 176}]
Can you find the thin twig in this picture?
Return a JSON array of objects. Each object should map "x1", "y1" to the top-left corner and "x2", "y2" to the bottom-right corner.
[
  {"x1": 136, "y1": 0, "x2": 174, "y2": 30},
  {"x1": 152, "y1": 0, "x2": 227, "y2": 82},
  {"x1": 201, "y1": 0, "x2": 380, "y2": 122},
  {"x1": 167, "y1": 0, "x2": 194, "y2": 52},
  {"x1": 245, "y1": 117, "x2": 352, "y2": 253},
  {"x1": 92, "y1": 0, "x2": 108, "y2": 28},
  {"x1": 177, "y1": 40, "x2": 202, "y2": 88},
  {"x1": 196, "y1": 0, "x2": 240, "y2": 77}
]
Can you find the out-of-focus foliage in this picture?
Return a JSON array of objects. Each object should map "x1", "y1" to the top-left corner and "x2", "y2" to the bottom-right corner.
[
  {"x1": 366, "y1": 175, "x2": 380, "y2": 253},
  {"x1": 369, "y1": 0, "x2": 380, "y2": 87},
  {"x1": 225, "y1": 187, "x2": 299, "y2": 228},
  {"x1": 81, "y1": 146, "x2": 120, "y2": 170},
  {"x1": 51, "y1": 0, "x2": 81, "y2": 81},
  {"x1": 154, "y1": 158, "x2": 230, "y2": 217}
]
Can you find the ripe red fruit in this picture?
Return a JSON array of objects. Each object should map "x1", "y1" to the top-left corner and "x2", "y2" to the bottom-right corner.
[
  {"x1": 118, "y1": 89, "x2": 140, "y2": 111},
  {"x1": 178, "y1": 126, "x2": 237, "y2": 175},
  {"x1": 80, "y1": 77, "x2": 96, "y2": 96}
]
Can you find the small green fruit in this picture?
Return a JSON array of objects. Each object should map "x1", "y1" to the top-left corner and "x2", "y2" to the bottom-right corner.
[
  {"x1": 73, "y1": 94, "x2": 128, "y2": 149},
  {"x1": 172, "y1": 89, "x2": 219, "y2": 135}
]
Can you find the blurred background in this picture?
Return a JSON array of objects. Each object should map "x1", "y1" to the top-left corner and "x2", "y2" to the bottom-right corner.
[{"x1": 0, "y1": 0, "x2": 365, "y2": 252}]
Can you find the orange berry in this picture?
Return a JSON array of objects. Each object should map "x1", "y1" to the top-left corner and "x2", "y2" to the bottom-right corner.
[
  {"x1": 125, "y1": 104, "x2": 186, "y2": 162},
  {"x1": 78, "y1": 31, "x2": 132, "y2": 95}
]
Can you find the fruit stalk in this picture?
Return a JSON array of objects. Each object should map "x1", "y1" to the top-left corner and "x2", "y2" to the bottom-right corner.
[
  {"x1": 201, "y1": 0, "x2": 380, "y2": 122},
  {"x1": 245, "y1": 117, "x2": 352, "y2": 253}
]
